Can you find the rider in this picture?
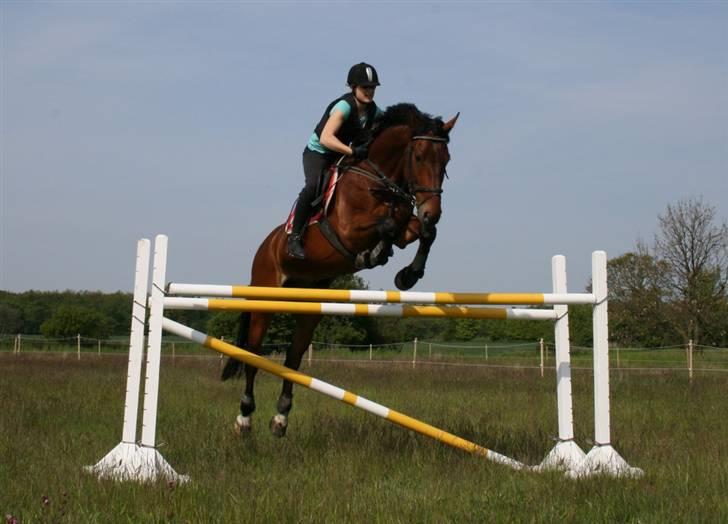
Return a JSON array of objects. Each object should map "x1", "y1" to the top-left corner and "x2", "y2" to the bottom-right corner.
[{"x1": 287, "y1": 62, "x2": 383, "y2": 259}]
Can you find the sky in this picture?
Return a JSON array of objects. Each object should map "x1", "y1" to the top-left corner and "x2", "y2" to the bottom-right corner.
[{"x1": 1, "y1": 1, "x2": 727, "y2": 296}]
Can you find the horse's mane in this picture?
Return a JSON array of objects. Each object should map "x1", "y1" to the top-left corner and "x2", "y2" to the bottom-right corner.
[{"x1": 372, "y1": 103, "x2": 446, "y2": 139}]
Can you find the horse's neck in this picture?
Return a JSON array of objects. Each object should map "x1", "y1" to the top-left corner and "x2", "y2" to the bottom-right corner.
[{"x1": 368, "y1": 129, "x2": 410, "y2": 183}]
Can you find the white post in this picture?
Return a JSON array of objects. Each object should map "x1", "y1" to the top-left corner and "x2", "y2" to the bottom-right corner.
[
  {"x1": 688, "y1": 339, "x2": 694, "y2": 382},
  {"x1": 77, "y1": 334, "x2": 81, "y2": 361},
  {"x1": 308, "y1": 343, "x2": 313, "y2": 366},
  {"x1": 539, "y1": 255, "x2": 585, "y2": 472},
  {"x1": 539, "y1": 338, "x2": 544, "y2": 378},
  {"x1": 412, "y1": 337, "x2": 417, "y2": 369},
  {"x1": 485, "y1": 344, "x2": 488, "y2": 360},
  {"x1": 87, "y1": 237, "x2": 187, "y2": 482},
  {"x1": 579, "y1": 251, "x2": 642, "y2": 478},
  {"x1": 369, "y1": 343, "x2": 372, "y2": 361}
]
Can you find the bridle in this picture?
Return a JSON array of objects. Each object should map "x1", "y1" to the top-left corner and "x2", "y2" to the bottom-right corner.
[
  {"x1": 406, "y1": 135, "x2": 449, "y2": 208},
  {"x1": 344, "y1": 134, "x2": 449, "y2": 211}
]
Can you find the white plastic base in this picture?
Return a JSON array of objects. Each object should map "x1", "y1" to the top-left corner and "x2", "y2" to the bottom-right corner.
[
  {"x1": 537, "y1": 439, "x2": 587, "y2": 473},
  {"x1": 85, "y1": 442, "x2": 189, "y2": 483},
  {"x1": 569, "y1": 444, "x2": 644, "y2": 478}
]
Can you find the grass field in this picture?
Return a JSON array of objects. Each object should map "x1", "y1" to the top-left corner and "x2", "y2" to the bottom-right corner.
[{"x1": 1, "y1": 352, "x2": 727, "y2": 523}]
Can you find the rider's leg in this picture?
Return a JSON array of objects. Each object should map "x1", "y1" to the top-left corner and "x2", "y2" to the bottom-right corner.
[{"x1": 288, "y1": 149, "x2": 331, "y2": 259}]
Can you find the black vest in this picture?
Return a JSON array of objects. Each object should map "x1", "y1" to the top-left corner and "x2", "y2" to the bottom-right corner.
[{"x1": 313, "y1": 93, "x2": 378, "y2": 147}]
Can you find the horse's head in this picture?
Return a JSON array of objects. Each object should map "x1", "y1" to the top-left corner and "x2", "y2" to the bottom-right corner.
[{"x1": 406, "y1": 113, "x2": 459, "y2": 236}]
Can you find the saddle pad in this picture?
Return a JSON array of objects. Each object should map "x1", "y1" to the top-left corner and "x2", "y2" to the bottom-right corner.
[{"x1": 285, "y1": 166, "x2": 340, "y2": 234}]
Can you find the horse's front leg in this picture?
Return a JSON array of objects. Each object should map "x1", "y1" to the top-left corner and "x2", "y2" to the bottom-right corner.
[
  {"x1": 270, "y1": 314, "x2": 323, "y2": 437},
  {"x1": 232, "y1": 312, "x2": 271, "y2": 435},
  {"x1": 394, "y1": 215, "x2": 437, "y2": 290}
]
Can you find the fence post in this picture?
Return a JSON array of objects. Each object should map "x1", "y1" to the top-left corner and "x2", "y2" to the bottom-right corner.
[
  {"x1": 98, "y1": 339, "x2": 101, "y2": 356},
  {"x1": 369, "y1": 343, "x2": 372, "y2": 361},
  {"x1": 77, "y1": 333, "x2": 81, "y2": 361},
  {"x1": 308, "y1": 343, "x2": 313, "y2": 366},
  {"x1": 412, "y1": 337, "x2": 417, "y2": 369},
  {"x1": 539, "y1": 338, "x2": 544, "y2": 378},
  {"x1": 485, "y1": 344, "x2": 488, "y2": 360},
  {"x1": 17, "y1": 334, "x2": 21, "y2": 354},
  {"x1": 688, "y1": 339, "x2": 694, "y2": 383}
]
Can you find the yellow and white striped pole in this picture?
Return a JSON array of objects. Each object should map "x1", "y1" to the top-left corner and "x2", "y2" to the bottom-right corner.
[
  {"x1": 162, "y1": 317, "x2": 525, "y2": 471},
  {"x1": 163, "y1": 297, "x2": 559, "y2": 321},
  {"x1": 167, "y1": 283, "x2": 596, "y2": 306}
]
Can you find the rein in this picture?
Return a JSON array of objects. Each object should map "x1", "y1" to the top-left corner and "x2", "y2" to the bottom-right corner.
[{"x1": 343, "y1": 135, "x2": 448, "y2": 209}]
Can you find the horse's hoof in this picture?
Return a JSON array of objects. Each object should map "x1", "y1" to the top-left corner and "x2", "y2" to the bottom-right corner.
[
  {"x1": 234, "y1": 414, "x2": 252, "y2": 435},
  {"x1": 395, "y1": 268, "x2": 418, "y2": 290},
  {"x1": 269, "y1": 414, "x2": 288, "y2": 438}
]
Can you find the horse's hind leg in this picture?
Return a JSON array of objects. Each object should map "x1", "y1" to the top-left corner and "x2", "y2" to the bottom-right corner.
[
  {"x1": 234, "y1": 311, "x2": 272, "y2": 435},
  {"x1": 270, "y1": 314, "x2": 323, "y2": 437}
]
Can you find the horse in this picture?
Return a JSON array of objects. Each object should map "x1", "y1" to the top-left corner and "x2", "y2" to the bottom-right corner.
[{"x1": 222, "y1": 103, "x2": 459, "y2": 437}]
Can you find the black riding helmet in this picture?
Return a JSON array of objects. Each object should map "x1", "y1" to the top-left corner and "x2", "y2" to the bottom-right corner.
[{"x1": 347, "y1": 62, "x2": 380, "y2": 87}]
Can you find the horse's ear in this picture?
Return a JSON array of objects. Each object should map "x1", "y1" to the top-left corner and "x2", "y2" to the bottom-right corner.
[{"x1": 443, "y1": 112, "x2": 460, "y2": 132}]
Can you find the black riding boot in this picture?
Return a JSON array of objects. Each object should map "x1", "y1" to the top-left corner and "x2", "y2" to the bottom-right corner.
[{"x1": 287, "y1": 199, "x2": 310, "y2": 259}]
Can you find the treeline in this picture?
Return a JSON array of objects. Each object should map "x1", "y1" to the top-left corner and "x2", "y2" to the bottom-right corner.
[
  {"x1": 2, "y1": 198, "x2": 725, "y2": 348},
  {"x1": 0, "y1": 275, "x2": 575, "y2": 346}
]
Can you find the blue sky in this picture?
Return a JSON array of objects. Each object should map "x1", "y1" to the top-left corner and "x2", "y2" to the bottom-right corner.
[{"x1": 2, "y1": 1, "x2": 726, "y2": 294}]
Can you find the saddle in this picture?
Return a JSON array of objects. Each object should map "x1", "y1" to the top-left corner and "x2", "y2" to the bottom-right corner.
[{"x1": 284, "y1": 165, "x2": 341, "y2": 234}]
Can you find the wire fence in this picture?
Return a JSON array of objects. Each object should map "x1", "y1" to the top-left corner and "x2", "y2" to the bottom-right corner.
[{"x1": 2, "y1": 333, "x2": 727, "y2": 380}]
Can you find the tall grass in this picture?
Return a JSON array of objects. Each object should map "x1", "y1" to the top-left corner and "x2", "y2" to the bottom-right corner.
[{"x1": 1, "y1": 354, "x2": 727, "y2": 522}]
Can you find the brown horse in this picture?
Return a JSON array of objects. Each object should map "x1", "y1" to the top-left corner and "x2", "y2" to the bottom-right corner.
[{"x1": 223, "y1": 103, "x2": 458, "y2": 436}]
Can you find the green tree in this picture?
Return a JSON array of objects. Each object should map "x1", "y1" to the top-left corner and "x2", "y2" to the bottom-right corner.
[
  {"x1": 0, "y1": 303, "x2": 23, "y2": 334},
  {"x1": 607, "y1": 249, "x2": 674, "y2": 347},
  {"x1": 40, "y1": 305, "x2": 112, "y2": 339},
  {"x1": 655, "y1": 197, "x2": 728, "y2": 344}
]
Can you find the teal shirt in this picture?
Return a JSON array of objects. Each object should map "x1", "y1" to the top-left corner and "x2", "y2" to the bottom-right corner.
[{"x1": 307, "y1": 100, "x2": 383, "y2": 154}]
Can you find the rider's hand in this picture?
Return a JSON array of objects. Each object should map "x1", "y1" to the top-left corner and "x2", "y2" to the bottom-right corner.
[{"x1": 351, "y1": 143, "x2": 369, "y2": 160}]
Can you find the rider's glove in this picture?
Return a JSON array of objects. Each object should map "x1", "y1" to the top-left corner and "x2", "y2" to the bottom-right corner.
[{"x1": 351, "y1": 143, "x2": 369, "y2": 160}]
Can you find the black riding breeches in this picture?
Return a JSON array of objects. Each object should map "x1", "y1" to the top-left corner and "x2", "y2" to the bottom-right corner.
[
  {"x1": 299, "y1": 148, "x2": 334, "y2": 204},
  {"x1": 292, "y1": 148, "x2": 336, "y2": 232}
]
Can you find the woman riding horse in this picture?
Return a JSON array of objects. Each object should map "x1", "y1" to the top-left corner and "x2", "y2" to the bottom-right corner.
[
  {"x1": 288, "y1": 62, "x2": 383, "y2": 259},
  {"x1": 224, "y1": 101, "x2": 459, "y2": 437}
]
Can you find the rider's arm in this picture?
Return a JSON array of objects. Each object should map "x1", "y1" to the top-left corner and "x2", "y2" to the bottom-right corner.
[{"x1": 320, "y1": 108, "x2": 354, "y2": 156}]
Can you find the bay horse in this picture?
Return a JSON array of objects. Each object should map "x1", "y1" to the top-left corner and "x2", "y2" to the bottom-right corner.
[{"x1": 223, "y1": 103, "x2": 458, "y2": 437}]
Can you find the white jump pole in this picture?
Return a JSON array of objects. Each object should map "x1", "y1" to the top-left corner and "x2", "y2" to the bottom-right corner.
[
  {"x1": 575, "y1": 251, "x2": 643, "y2": 478},
  {"x1": 86, "y1": 236, "x2": 188, "y2": 483},
  {"x1": 538, "y1": 255, "x2": 586, "y2": 471}
]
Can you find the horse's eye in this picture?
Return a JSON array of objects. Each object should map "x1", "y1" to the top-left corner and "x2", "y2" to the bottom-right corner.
[{"x1": 415, "y1": 154, "x2": 422, "y2": 162}]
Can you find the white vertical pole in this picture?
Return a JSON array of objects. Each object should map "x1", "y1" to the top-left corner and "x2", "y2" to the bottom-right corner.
[
  {"x1": 412, "y1": 337, "x2": 417, "y2": 368},
  {"x1": 552, "y1": 256, "x2": 575, "y2": 442},
  {"x1": 688, "y1": 339, "x2": 694, "y2": 382},
  {"x1": 485, "y1": 344, "x2": 488, "y2": 360},
  {"x1": 308, "y1": 343, "x2": 313, "y2": 366},
  {"x1": 18, "y1": 334, "x2": 21, "y2": 353},
  {"x1": 369, "y1": 343, "x2": 372, "y2": 361},
  {"x1": 539, "y1": 338, "x2": 544, "y2": 378},
  {"x1": 121, "y1": 238, "x2": 151, "y2": 444},
  {"x1": 539, "y1": 255, "x2": 586, "y2": 472},
  {"x1": 140, "y1": 235, "x2": 168, "y2": 447},
  {"x1": 592, "y1": 250, "x2": 611, "y2": 446}
]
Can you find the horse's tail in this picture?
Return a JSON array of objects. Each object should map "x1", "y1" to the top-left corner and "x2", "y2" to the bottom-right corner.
[{"x1": 220, "y1": 312, "x2": 251, "y2": 381}]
